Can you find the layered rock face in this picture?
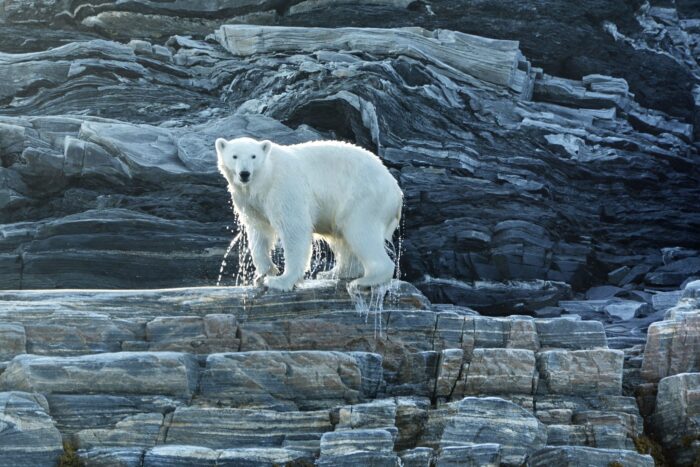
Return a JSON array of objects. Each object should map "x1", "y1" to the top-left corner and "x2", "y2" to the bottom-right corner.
[
  {"x1": 0, "y1": 1, "x2": 698, "y2": 299},
  {"x1": 0, "y1": 281, "x2": 658, "y2": 466},
  {"x1": 1, "y1": 1, "x2": 699, "y2": 466}
]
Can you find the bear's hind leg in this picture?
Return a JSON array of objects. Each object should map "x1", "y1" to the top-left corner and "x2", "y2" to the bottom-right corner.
[
  {"x1": 318, "y1": 237, "x2": 363, "y2": 280},
  {"x1": 343, "y1": 221, "x2": 395, "y2": 288}
]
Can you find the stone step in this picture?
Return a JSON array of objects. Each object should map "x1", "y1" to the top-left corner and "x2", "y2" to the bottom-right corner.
[
  {"x1": 0, "y1": 281, "x2": 607, "y2": 362},
  {"x1": 0, "y1": 350, "x2": 382, "y2": 410}
]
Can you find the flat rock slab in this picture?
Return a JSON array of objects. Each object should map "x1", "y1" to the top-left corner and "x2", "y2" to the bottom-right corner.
[
  {"x1": 320, "y1": 428, "x2": 394, "y2": 456},
  {"x1": 527, "y1": 446, "x2": 654, "y2": 467},
  {"x1": 0, "y1": 352, "x2": 199, "y2": 398},
  {"x1": 422, "y1": 396, "x2": 547, "y2": 465},
  {"x1": 142, "y1": 445, "x2": 313, "y2": 467},
  {"x1": 0, "y1": 279, "x2": 428, "y2": 321},
  {"x1": 166, "y1": 406, "x2": 333, "y2": 450},
  {"x1": 462, "y1": 348, "x2": 537, "y2": 396},
  {"x1": 0, "y1": 391, "x2": 63, "y2": 467},
  {"x1": 46, "y1": 394, "x2": 182, "y2": 435},
  {"x1": 537, "y1": 349, "x2": 624, "y2": 396},
  {"x1": 436, "y1": 444, "x2": 500, "y2": 467},
  {"x1": 416, "y1": 279, "x2": 572, "y2": 315},
  {"x1": 78, "y1": 447, "x2": 145, "y2": 467},
  {"x1": 198, "y1": 350, "x2": 381, "y2": 410},
  {"x1": 215, "y1": 25, "x2": 531, "y2": 94}
]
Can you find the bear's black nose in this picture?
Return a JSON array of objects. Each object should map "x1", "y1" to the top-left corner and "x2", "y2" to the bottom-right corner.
[{"x1": 239, "y1": 171, "x2": 250, "y2": 182}]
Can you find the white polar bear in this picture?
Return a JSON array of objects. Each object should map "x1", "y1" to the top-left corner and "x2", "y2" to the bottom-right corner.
[{"x1": 216, "y1": 137, "x2": 403, "y2": 291}]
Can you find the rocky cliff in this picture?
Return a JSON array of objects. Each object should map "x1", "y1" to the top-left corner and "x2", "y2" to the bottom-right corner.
[
  {"x1": 1, "y1": 0, "x2": 699, "y2": 297},
  {"x1": 1, "y1": 0, "x2": 699, "y2": 465},
  {"x1": 0, "y1": 280, "x2": 697, "y2": 465}
]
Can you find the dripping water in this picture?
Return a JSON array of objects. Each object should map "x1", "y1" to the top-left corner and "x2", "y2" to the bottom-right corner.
[{"x1": 216, "y1": 231, "x2": 241, "y2": 286}]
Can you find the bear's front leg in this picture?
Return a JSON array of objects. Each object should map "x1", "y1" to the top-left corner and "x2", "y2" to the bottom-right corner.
[
  {"x1": 264, "y1": 220, "x2": 312, "y2": 292},
  {"x1": 246, "y1": 221, "x2": 278, "y2": 286}
]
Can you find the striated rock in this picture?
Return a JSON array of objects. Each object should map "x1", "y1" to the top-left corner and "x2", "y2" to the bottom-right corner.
[
  {"x1": 217, "y1": 447, "x2": 315, "y2": 466},
  {"x1": 317, "y1": 451, "x2": 400, "y2": 467},
  {"x1": 534, "y1": 317, "x2": 607, "y2": 350},
  {"x1": 0, "y1": 279, "x2": 668, "y2": 463},
  {"x1": 0, "y1": 392, "x2": 63, "y2": 467},
  {"x1": 46, "y1": 394, "x2": 181, "y2": 435},
  {"x1": 395, "y1": 397, "x2": 431, "y2": 451},
  {"x1": 318, "y1": 429, "x2": 399, "y2": 466},
  {"x1": 641, "y1": 310, "x2": 700, "y2": 382},
  {"x1": 546, "y1": 410, "x2": 643, "y2": 451},
  {"x1": 421, "y1": 397, "x2": 547, "y2": 465},
  {"x1": 0, "y1": 352, "x2": 199, "y2": 398},
  {"x1": 78, "y1": 447, "x2": 145, "y2": 467},
  {"x1": 143, "y1": 445, "x2": 219, "y2": 466},
  {"x1": 416, "y1": 279, "x2": 572, "y2": 315},
  {"x1": 320, "y1": 428, "x2": 394, "y2": 456},
  {"x1": 76, "y1": 413, "x2": 163, "y2": 450},
  {"x1": 0, "y1": 280, "x2": 427, "y2": 322},
  {"x1": 651, "y1": 373, "x2": 700, "y2": 466},
  {"x1": 435, "y1": 349, "x2": 464, "y2": 400},
  {"x1": 461, "y1": 348, "x2": 537, "y2": 396},
  {"x1": 645, "y1": 256, "x2": 700, "y2": 287},
  {"x1": 0, "y1": 323, "x2": 25, "y2": 361},
  {"x1": 435, "y1": 444, "x2": 500, "y2": 467},
  {"x1": 537, "y1": 349, "x2": 624, "y2": 396},
  {"x1": 216, "y1": 25, "x2": 535, "y2": 96},
  {"x1": 142, "y1": 445, "x2": 313, "y2": 467},
  {"x1": 336, "y1": 399, "x2": 397, "y2": 431},
  {"x1": 527, "y1": 446, "x2": 654, "y2": 467},
  {"x1": 399, "y1": 447, "x2": 433, "y2": 467},
  {"x1": 198, "y1": 350, "x2": 381, "y2": 410},
  {"x1": 166, "y1": 406, "x2": 332, "y2": 451}
]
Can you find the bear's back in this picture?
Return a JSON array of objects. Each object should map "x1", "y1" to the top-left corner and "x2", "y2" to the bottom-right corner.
[
  {"x1": 283, "y1": 140, "x2": 390, "y2": 181},
  {"x1": 275, "y1": 139, "x2": 401, "y2": 212}
]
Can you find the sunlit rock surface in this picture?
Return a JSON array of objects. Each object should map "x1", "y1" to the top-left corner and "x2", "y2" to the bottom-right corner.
[{"x1": 0, "y1": 281, "x2": 658, "y2": 465}]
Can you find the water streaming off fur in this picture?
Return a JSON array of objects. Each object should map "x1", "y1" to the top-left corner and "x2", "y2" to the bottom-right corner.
[
  {"x1": 345, "y1": 216, "x2": 405, "y2": 338},
  {"x1": 216, "y1": 202, "x2": 406, "y2": 338},
  {"x1": 216, "y1": 231, "x2": 241, "y2": 286},
  {"x1": 216, "y1": 212, "x2": 256, "y2": 287}
]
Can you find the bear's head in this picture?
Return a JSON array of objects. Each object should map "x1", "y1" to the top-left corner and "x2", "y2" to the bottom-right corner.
[{"x1": 215, "y1": 137, "x2": 271, "y2": 188}]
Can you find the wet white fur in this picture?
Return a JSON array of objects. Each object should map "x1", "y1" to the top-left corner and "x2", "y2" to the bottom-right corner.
[{"x1": 216, "y1": 137, "x2": 403, "y2": 291}]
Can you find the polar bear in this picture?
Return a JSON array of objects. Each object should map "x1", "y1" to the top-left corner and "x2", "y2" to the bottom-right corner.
[{"x1": 216, "y1": 137, "x2": 403, "y2": 291}]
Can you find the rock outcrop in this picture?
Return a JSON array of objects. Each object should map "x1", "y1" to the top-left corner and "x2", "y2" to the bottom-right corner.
[
  {"x1": 0, "y1": 282, "x2": 656, "y2": 466},
  {"x1": 0, "y1": 12, "x2": 698, "y2": 301},
  {"x1": 1, "y1": 1, "x2": 699, "y2": 465}
]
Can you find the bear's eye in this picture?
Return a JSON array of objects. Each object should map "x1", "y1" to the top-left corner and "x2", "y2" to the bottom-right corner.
[
  {"x1": 232, "y1": 155, "x2": 237, "y2": 159},
  {"x1": 251, "y1": 154, "x2": 256, "y2": 159}
]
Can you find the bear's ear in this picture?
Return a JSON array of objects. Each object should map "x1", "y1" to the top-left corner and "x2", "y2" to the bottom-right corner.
[
  {"x1": 215, "y1": 138, "x2": 227, "y2": 154},
  {"x1": 261, "y1": 140, "x2": 272, "y2": 154}
]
